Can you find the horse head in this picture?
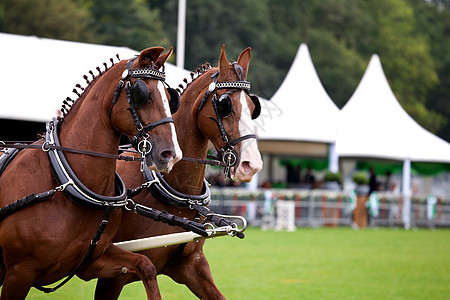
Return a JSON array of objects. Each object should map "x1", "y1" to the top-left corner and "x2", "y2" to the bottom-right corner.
[
  {"x1": 193, "y1": 45, "x2": 262, "y2": 182},
  {"x1": 110, "y1": 47, "x2": 182, "y2": 173}
]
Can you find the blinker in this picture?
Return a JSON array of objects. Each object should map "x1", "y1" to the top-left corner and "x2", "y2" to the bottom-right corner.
[
  {"x1": 216, "y1": 93, "x2": 233, "y2": 119},
  {"x1": 131, "y1": 79, "x2": 150, "y2": 108},
  {"x1": 249, "y1": 94, "x2": 261, "y2": 120}
]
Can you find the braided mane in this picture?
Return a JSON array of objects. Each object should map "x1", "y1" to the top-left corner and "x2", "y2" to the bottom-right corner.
[
  {"x1": 176, "y1": 63, "x2": 213, "y2": 96},
  {"x1": 58, "y1": 54, "x2": 122, "y2": 120}
]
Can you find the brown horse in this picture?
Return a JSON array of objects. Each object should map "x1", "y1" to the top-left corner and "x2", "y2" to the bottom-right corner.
[
  {"x1": 0, "y1": 47, "x2": 182, "y2": 299},
  {"x1": 95, "y1": 46, "x2": 262, "y2": 299}
]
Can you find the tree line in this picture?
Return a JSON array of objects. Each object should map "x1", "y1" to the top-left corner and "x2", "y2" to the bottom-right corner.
[{"x1": 1, "y1": 0, "x2": 449, "y2": 141}]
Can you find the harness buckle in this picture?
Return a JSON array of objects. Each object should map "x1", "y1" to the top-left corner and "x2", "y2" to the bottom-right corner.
[
  {"x1": 54, "y1": 181, "x2": 73, "y2": 192},
  {"x1": 0, "y1": 141, "x2": 5, "y2": 153},
  {"x1": 141, "y1": 178, "x2": 159, "y2": 189}
]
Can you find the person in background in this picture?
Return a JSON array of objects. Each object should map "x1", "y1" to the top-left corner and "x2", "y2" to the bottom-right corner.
[
  {"x1": 286, "y1": 164, "x2": 301, "y2": 185},
  {"x1": 368, "y1": 167, "x2": 379, "y2": 195},
  {"x1": 383, "y1": 170, "x2": 392, "y2": 191},
  {"x1": 304, "y1": 166, "x2": 316, "y2": 188}
]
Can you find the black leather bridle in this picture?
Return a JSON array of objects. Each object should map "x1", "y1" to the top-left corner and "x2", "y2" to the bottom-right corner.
[
  {"x1": 109, "y1": 57, "x2": 175, "y2": 162},
  {"x1": 197, "y1": 63, "x2": 260, "y2": 179}
]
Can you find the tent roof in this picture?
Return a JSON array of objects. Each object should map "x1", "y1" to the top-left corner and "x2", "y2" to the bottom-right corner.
[
  {"x1": 336, "y1": 54, "x2": 450, "y2": 163},
  {"x1": 258, "y1": 44, "x2": 340, "y2": 144},
  {"x1": 0, "y1": 33, "x2": 190, "y2": 123}
]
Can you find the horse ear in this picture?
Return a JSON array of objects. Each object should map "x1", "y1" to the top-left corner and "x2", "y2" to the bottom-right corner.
[
  {"x1": 237, "y1": 47, "x2": 251, "y2": 80},
  {"x1": 138, "y1": 47, "x2": 165, "y2": 66},
  {"x1": 155, "y1": 47, "x2": 173, "y2": 69},
  {"x1": 219, "y1": 44, "x2": 229, "y2": 75}
]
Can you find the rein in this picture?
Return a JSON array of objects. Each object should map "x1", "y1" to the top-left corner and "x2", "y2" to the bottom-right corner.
[
  {"x1": 118, "y1": 144, "x2": 228, "y2": 167},
  {"x1": 1, "y1": 143, "x2": 230, "y2": 168},
  {"x1": 1, "y1": 142, "x2": 140, "y2": 161}
]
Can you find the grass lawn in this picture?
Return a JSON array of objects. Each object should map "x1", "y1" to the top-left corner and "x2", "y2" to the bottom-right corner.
[{"x1": 21, "y1": 227, "x2": 450, "y2": 299}]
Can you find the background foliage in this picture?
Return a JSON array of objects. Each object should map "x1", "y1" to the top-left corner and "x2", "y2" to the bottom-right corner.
[{"x1": 1, "y1": 0, "x2": 449, "y2": 141}]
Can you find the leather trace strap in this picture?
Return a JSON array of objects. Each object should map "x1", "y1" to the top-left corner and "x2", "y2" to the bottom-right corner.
[{"x1": 124, "y1": 199, "x2": 208, "y2": 237}]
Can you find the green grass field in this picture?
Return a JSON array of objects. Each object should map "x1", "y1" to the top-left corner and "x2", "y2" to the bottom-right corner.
[{"x1": 22, "y1": 227, "x2": 450, "y2": 299}]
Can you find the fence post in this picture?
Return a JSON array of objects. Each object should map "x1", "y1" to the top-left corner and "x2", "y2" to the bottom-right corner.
[{"x1": 275, "y1": 200, "x2": 296, "y2": 231}]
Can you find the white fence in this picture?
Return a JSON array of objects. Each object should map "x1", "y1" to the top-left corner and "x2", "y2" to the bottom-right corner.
[{"x1": 209, "y1": 188, "x2": 450, "y2": 229}]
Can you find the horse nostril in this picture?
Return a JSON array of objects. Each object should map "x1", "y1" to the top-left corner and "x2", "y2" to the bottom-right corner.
[
  {"x1": 160, "y1": 150, "x2": 174, "y2": 161},
  {"x1": 241, "y1": 161, "x2": 252, "y2": 172}
]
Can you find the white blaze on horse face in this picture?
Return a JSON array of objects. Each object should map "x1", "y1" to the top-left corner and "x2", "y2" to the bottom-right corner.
[
  {"x1": 157, "y1": 81, "x2": 182, "y2": 170},
  {"x1": 234, "y1": 91, "x2": 263, "y2": 182}
]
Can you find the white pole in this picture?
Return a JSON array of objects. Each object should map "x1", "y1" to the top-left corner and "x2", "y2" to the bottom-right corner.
[
  {"x1": 176, "y1": 0, "x2": 186, "y2": 68},
  {"x1": 328, "y1": 142, "x2": 339, "y2": 173},
  {"x1": 115, "y1": 229, "x2": 228, "y2": 252},
  {"x1": 402, "y1": 158, "x2": 411, "y2": 229},
  {"x1": 246, "y1": 172, "x2": 258, "y2": 191}
]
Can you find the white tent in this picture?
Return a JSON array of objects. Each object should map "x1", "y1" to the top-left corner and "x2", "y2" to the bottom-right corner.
[
  {"x1": 256, "y1": 43, "x2": 340, "y2": 184},
  {"x1": 0, "y1": 33, "x2": 190, "y2": 123},
  {"x1": 336, "y1": 54, "x2": 450, "y2": 163},
  {"x1": 258, "y1": 44, "x2": 340, "y2": 168},
  {"x1": 336, "y1": 54, "x2": 450, "y2": 228},
  {"x1": 259, "y1": 43, "x2": 339, "y2": 145}
]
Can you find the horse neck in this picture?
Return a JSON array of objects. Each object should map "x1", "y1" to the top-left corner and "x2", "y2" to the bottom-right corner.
[
  {"x1": 58, "y1": 72, "x2": 119, "y2": 194},
  {"x1": 164, "y1": 73, "x2": 214, "y2": 194}
]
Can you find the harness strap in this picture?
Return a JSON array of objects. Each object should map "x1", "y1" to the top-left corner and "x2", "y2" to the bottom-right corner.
[
  {"x1": 0, "y1": 142, "x2": 140, "y2": 161},
  {"x1": 0, "y1": 189, "x2": 56, "y2": 220},
  {"x1": 117, "y1": 144, "x2": 226, "y2": 167},
  {"x1": 142, "y1": 169, "x2": 211, "y2": 207},
  {"x1": 125, "y1": 81, "x2": 148, "y2": 140},
  {"x1": 132, "y1": 203, "x2": 208, "y2": 237},
  {"x1": 108, "y1": 57, "x2": 137, "y2": 120},
  {"x1": 232, "y1": 62, "x2": 245, "y2": 81},
  {"x1": 231, "y1": 134, "x2": 257, "y2": 146},
  {"x1": 142, "y1": 117, "x2": 174, "y2": 132},
  {"x1": 127, "y1": 186, "x2": 143, "y2": 199},
  {"x1": 46, "y1": 119, "x2": 127, "y2": 208},
  {"x1": 36, "y1": 207, "x2": 113, "y2": 293},
  {"x1": 181, "y1": 156, "x2": 225, "y2": 167},
  {"x1": 108, "y1": 80, "x2": 124, "y2": 120}
]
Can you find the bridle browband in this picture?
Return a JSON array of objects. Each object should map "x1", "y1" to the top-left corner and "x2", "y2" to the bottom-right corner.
[
  {"x1": 109, "y1": 56, "x2": 175, "y2": 166},
  {"x1": 197, "y1": 63, "x2": 258, "y2": 179}
]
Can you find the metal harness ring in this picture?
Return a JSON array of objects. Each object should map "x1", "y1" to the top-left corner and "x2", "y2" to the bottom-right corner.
[
  {"x1": 41, "y1": 141, "x2": 51, "y2": 152},
  {"x1": 222, "y1": 150, "x2": 237, "y2": 166},
  {"x1": 137, "y1": 138, "x2": 152, "y2": 156},
  {"x1": 124, "y1": 199, "x2": 136, "y2": 211}
]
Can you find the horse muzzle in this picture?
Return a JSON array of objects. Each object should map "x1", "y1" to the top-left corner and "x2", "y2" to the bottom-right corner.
[{"x1": 145, "y1": 146, "x2": 182, "y2": 173}]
